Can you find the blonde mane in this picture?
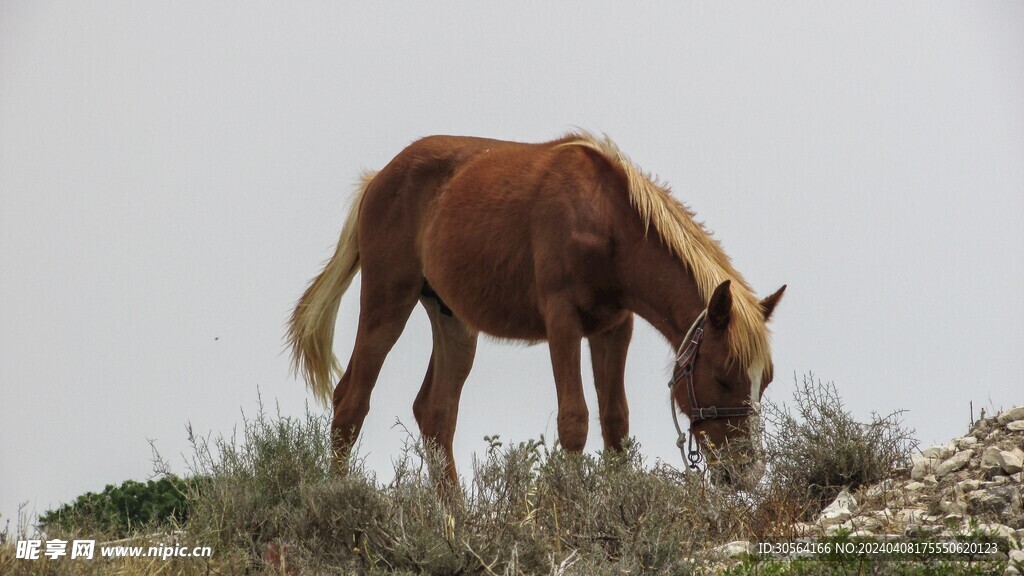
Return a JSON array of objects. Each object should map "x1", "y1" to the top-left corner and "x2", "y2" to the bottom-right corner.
[{"x1": 560, "y1": 132, "x2": 771, "y2": 370}]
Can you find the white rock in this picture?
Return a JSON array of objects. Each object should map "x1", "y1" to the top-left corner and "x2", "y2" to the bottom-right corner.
[
  {"x1": 905, "y1": 481, "x2": 926, "y2": 492},
  {"x1": 937, "y1": 499, "x2": 964, "y2": 515},
  {"x1": 936, "y1": 450, "x2": 973, "y2": 478},
  {"x1": 822, "y1": 489, "x2": 857, "y2": 514},
  {"x1": 912, "y1": 458, "x2": 938, "y2": 480},
  {"x1": 957, "y1": 478, "x2": 982, "y2": 494},
  {"x1": 922, "y1": 474, "x2": 938, "y2": 487},
  {"x1": 791, "y1": 522, "x2": 818, "y2": 536},
  {"x1": 711, "y1": 540, "x2": 751, "y2": 558},
  {"x1": 973, "y1": 523, "x2": 1016, "y2": 542},
  {"x1": 897, "y1": 508, "x2": 926, "y2": 524},
  {"x1": 819, "y1": 508, "x2": 853, "y2": 527},
  {"x1": 997, "y1": 450, "x2": 1024, "y2": 475},
  {"x1": 1009, "y1": 549, "x2": 1024, "y2": 563},
  {"x1": 983, "y1": 446, "x2": 1005, "y2": 475},
  {"x1": 868, "y1": 509, "x2": 895, "y2": 524},
  {"x1": 851, "y1": 516, "x2": 884, "y2": 531},
  {"x1": 864, "y1": 479, "x2": 895, "y2": 498},
  {"x1": 1008, "y1": 420, "x2": 1024, "y2": 432},
  {"x1": 956, "y1": 436, "x2": 978, "y2": 448},
  {"x1": 997, "y1": 406, "x2": 1024, "y2": 424},
  {"x1": 922, "y1": 445, "x2": 953, "y2": 459},
  {"x1": 824, "y1": 523, "x2": 846, "y2": 537}
]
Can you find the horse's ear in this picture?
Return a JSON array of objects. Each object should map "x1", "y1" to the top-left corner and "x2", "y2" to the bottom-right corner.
[
  {"x1": 708, "y1": 280, "x2": 732, "y2": 330},
  {"x1": 760, "y1": 284, "x2": 787, "y2": 322}
]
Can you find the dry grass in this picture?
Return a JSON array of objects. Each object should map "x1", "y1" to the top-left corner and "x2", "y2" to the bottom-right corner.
[{"x1": 2, "y1": 374, "x2": 924, "y2": 575}]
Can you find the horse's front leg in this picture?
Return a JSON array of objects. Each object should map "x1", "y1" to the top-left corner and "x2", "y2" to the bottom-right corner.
[
  {"x1": 544, "y1": 298, "x2": 589, "y2": 452},
  {"x1": 588, "y1": 314, "x2": 633, "y2": 451}
]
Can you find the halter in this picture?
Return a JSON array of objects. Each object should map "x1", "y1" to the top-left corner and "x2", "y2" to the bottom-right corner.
[{"x1": 668, "y1": 309, "x2": 756, "y2": 470}]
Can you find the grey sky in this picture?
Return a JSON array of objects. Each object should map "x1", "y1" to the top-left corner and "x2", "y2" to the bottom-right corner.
[{"x1": 2, "y1": 1, "x2": 1022, "y2": 527}]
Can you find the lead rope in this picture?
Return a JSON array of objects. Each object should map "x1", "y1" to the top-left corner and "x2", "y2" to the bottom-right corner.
[
  {"x1": 668, "y1": 387, "x2": 704, "y2": 471},
  {"x1": 669, "y1": 309, "x2": 708, "y2": 473}
]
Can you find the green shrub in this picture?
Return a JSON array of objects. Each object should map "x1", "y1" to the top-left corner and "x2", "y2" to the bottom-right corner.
[{"x1": 37, "y1": 476, "x2": 197, "y2": 538}]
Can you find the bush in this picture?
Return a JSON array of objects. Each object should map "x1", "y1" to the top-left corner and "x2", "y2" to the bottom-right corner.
[
  {"x1": 182, "y1": 403, "x2": 764, "y2": 574},
  {"x1": 760, "y1": 373, "x2": 917, "y2": 519},
  {"x1": 37, "y1": 476, "x2": 197, "y2": 538},
  {"x1": 12, "y1": 375, "x2": 926, "y2": 574}
]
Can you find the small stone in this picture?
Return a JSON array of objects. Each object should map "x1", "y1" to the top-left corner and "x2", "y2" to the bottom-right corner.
[
  {"x1": 983, "y1": 446, "x2": 1005, "y2": 477},
  {"x1": 865, "y1": 479, "x2": 895, "y2": 498},
  {"x1": 912, "y1": 458, "x2": 939, "y2": 480},
  {"x1": 824, "y1": 523, "x2": 845, "y2": 537},
  {"x1": 967, "y1": 486, "x2": 1022, "y2": 516},
  {"x1": 819, "y1": 508, "x2": 853, "y2": 527},
  {"x1": 922, "y1": 474, "x2": 938, "y2": 487},
  {"x1": 937, "y1": 499, "x2": 965, "y2": 515},
  {"x1": 998, "y1": 406, "x2": 1024, "y2": 425},
  {"x1": 905, "y1": 523, "x2": 941, "y2": 538},
  {"x1": 821, "y1": 490, "x2": 857, "y2": 516},
  {"x1": 852, "y1": 516, "x2": 884, "y2": 531},
  {"x1": 936, "y1": 450, "x2": 973, "y2": 478},
  {"x1": 973, "y1": 522, "x2": 1016, "y2": 543},
  {"x1": 1008, "y1": 421, "x2": 1024, "y2": 432},
  {"x1": 997, "y1": 450, "x2": 1024, "y2": 475},
  {"x1": 957, "y1": 436, "x2": 979, "y2": 448},
  {"x1": 1010, "y1": 549, "x2": 1024, "y2": 564},
  {"x1": 868, "y1": 509, "x2": 895, "y2": 524},
  {"x1": 906, "y1": 481, "x2": 926, "y2": 491},
  {"x1": 897, "y1": 508, "x2": 926, "y2": 524},
  {"x1": 922, "y1": 445, "x2": 953, "y2": 459},
  {"x1": 958, "y1": 478, "x2": 982, "y2": 493},
  {"x1": 711, "y1": 540, "x2": 751, "y2": 559}
]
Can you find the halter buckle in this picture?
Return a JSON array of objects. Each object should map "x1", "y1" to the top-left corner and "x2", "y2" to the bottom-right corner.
[{"x1": 695, "y1": 406, "x2": 719, "y2": 420}]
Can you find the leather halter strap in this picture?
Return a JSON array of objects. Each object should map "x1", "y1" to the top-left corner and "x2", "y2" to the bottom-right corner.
[{"x1": 667, "y1": 309, "x2": 755, "y2": 469}]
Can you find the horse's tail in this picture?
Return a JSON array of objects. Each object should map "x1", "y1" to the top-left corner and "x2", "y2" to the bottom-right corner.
[{"x1": 287, "y1": 170, "x2": 377, "y2": 406}]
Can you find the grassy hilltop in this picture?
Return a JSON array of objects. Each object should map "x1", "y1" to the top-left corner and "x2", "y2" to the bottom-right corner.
[{"x1": 2, "y1": 374, "x2": 1021, "y2": 575}]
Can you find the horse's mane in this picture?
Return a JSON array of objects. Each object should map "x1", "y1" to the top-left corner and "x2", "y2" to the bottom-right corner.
[{"x1": 559, "y1": 131, "x2": 771, "y2": 370}]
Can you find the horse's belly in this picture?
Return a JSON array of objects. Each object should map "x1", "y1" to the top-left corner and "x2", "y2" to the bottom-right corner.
[{"x1": 421, "y1": 215, "x2": 546, "y2": 340}]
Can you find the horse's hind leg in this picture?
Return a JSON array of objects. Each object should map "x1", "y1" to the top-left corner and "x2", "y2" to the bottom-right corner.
[
  {"x1": 331, "y1": 273, "x2": 421, "y2": 466},
  {"x1": 412, "y1": 295, "x2": 478, "y2": 486},
  {"x1": 588, "y1": 314, "x2": 633, "y2": 451}
]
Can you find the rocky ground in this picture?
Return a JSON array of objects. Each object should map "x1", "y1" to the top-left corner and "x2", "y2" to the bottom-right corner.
[{"x1": 713, "y1": 406, "x2": 1024, "y2": 573}]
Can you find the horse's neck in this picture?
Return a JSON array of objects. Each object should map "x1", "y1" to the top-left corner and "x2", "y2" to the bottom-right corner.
[{"x1": 620, "y1": 239, "x2": 705, "y2": 349}]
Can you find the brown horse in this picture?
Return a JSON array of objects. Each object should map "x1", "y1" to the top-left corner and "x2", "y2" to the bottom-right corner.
[{"x1": 288, "y1": 132, "x2": 785, "y2": 489}]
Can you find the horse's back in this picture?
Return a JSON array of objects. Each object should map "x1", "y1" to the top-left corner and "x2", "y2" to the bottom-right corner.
[{"x1": 389, "y1": 136, "x2": 630, "y2": 339}]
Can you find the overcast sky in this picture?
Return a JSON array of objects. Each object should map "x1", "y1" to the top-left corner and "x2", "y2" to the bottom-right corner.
[{"x1": 2, "y1": 1, "x2": 1022, "y2": 528}]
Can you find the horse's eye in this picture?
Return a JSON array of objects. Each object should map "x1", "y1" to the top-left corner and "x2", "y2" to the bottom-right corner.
[{"x1": 715, "y1": 378, "x2": 732, "y2": 391}]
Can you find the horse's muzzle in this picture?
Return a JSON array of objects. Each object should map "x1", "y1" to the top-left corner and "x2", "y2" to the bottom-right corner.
[{"x1": 710, "y1": 457, "x2": 765, "y2": 491}]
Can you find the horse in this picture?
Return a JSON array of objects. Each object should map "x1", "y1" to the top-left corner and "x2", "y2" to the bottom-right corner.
[{"x1": 288, "y1": 132, "x2": 785, "y2": 489}]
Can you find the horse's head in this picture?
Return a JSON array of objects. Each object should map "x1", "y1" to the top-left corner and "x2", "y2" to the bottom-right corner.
[{"x1": 671, "y1": 280, "x2": 785, "y2": 490}]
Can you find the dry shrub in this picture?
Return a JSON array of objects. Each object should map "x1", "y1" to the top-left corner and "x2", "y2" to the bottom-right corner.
[
  {"x1": 3, "y1": 375, "x2": 920, "y2": 574},
  {"x1": 182, "y1": 404, "x2": 764, "y2": 574},
  {"x1": 758, "y1": 372, "x2": 916, "y2": 520}
]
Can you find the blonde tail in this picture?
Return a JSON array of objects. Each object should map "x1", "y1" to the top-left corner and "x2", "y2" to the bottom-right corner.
[{"x1": 287, "y1": 171, "x2": 377, "y2": 406}]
